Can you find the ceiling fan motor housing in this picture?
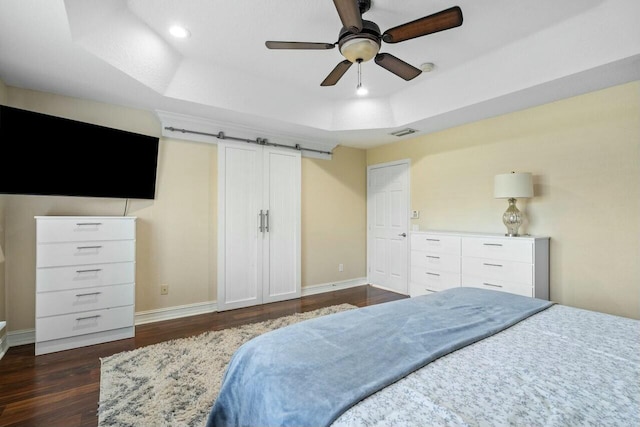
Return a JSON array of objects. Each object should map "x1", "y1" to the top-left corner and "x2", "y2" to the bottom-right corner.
[{"x1": 338, "y1": 20, "x2": 381, "y2": 63}]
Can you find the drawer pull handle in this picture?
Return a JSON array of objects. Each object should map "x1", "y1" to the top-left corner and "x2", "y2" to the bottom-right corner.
[
  {"x1": 425, "y1": 288, "x2": 437, "y2": 293},
  {"x1": 425, "y1": 238, "x2": 440, "y2": 242},
  {"x1": 483, "y1": 243, "x2": 503, "y2": 247},
  {"x1": 76, "y1": 315, "x2": 101, "y2": 321},
  {"x1": 483, "y1": 263, "x2": 503, "y2": 267},
  {"x1": 76, "y1": 222, "x2": 102, "y2": 226},
  {"x1": 76, "y1": 268, "x2": 102, "y2": 273},
  {"x1": 426, "y1": 256, "x2": 440, "y2": 259},
  {"x1": 76, "y1": 292, "x2": 102, "y2": 297},
  {"x1": 483, "y1": 282, "x2": 503, "y2": 288},
  {"x1": 77, "y1": 245, "x2": 102, "y2": 250},
  {"x1": 426, "y1": 272, "x2": 440, "y2": 276}
]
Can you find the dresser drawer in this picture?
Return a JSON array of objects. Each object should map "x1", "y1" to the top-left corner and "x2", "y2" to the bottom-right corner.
[
  {"x1": 410, "y1": 251, "x2": 460, "y2": 273},
  {"x1": 462, "y1": 276, "x2": 534, "y2": 298},
  {"x1": 36, "y1": 283, "x2": 134, "y2": 318},
  {"x1": 36, "y1": 218, "x2": 135, "y2": 243},
  {"x1": 462, "y1": 257, "x2": 533, "y2": 285},
  {"x1": 36, "y1": 262, "x2": 134, "y2": 292},
  {"x1": 411, "y1": 267, "x2": 460, "y2": 292},
  {"x1": 410, "y1": 283, "x2": 435, "y2": 297},
  {"x1": 37, "y1": 240, "x2": 135, "y2": 268},
  {"x1": 35, "y1": 305, "x2": 134, "y2": 342},
  {"x1": 462, "y1": 237, "x2": 532, "y2": 263},
  {"x1": 411, "y1": 233, "x2": 460, "y2": 255}
]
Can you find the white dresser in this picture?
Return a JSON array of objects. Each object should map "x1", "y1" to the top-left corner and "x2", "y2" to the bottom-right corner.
[
  {"x1": 410, "y1": 231, "x2": 549, "y2": 300},
  {"x1": 35, "y1": 216, "x2": 136, "y2": 355}
]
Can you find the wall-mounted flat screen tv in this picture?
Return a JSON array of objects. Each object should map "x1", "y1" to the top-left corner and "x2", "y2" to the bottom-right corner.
[{"x1": 0, "y1": 105, "x2": 159, "y2": 199}]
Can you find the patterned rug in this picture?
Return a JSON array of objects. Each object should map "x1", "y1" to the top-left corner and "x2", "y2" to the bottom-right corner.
[{"x1": 98, "y1": 304, "x2": 356, "y2": 426}]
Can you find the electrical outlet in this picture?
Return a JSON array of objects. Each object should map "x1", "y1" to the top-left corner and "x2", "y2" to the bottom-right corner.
[
  {"x1": 411, "y1": 210, "x2": 420, "y2": 219},
  {"x1": 160, "y1": 284, "x2": 169, "y2": 295},
  {"x1": 338, "y1": 263, "x2": 344, "y2": 272}
]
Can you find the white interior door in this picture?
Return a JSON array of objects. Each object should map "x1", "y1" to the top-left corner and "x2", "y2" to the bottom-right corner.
[
  {"x1": 367, "y1": 160, "x2": 410, "y2": 294},
  {"x1": 218, "y1": 142, "x2": 263, "y2": 311}
]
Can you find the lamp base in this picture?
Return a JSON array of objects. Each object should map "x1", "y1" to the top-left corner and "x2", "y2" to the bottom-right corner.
[{"x1": 502, "y1": 198, "x2": 524, "y2": 237}]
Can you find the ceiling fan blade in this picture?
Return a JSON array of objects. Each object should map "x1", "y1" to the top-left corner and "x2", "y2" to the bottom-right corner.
[
  {"x1": 375, "y1": 53, "x2": 421, "y2": 81},
  {"x1": 333, "y1": 0, "x2": 363, "y2": 33},
  {"x1": 321, "y1": 60, "x2": 353, "y2": 86},
  {"x1": 382, "y1": 6, "x2": 463, "y2": 44},
  {"x1": 266, "y1": 41, "x2": 335, "y2": 50}
]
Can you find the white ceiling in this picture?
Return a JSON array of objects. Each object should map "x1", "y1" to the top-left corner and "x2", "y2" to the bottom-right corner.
[{"x1": 0, "y1": 0, "x2": 638, "y2": 152}]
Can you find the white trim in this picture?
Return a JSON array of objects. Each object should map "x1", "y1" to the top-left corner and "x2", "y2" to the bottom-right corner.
[
  {"x1": 8, "y1": 328, "x2": 35, "y2": 347},
  {"x1": 135, "y1": 301, "x2": 218, "y2": 326},
  {"x1": 301, "y1": 277, "x2": 367, "y2": 297},
  {"x1": 0, "y1": 321, "x2": 7, "y2": 360},
  {"x1": 370, "y1": 283, "x2": 409, "y2": 296}
]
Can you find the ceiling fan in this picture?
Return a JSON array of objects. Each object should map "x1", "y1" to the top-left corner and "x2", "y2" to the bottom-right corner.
[{"x1": 265, "y1": 0, "x2": 463, "y2": 87}]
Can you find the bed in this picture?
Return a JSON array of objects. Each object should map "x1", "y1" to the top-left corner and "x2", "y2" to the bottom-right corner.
[{"x1": 207, "y1": 287, "x2": 640, "y2": 427}]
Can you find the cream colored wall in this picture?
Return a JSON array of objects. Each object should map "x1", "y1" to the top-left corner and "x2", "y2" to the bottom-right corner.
[
  {"x1": 302, "y1": 146, "x2": 367, "y2": 286},
  {"x1": 367, "y1": 81, "x2": 640, "y2": 319},
  {"x1": 2, "y1": 86, "x2": 367, "y2": 332}
]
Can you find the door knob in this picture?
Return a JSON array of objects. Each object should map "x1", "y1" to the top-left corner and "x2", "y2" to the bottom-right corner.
[{"x1": 398, "y1": 233, "x2": 407, "y2": 237}]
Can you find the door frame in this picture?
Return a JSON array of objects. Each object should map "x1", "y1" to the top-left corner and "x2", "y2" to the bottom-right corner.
[{"x1": 366, "y1": 159, "x2": 411, "y2": 295}]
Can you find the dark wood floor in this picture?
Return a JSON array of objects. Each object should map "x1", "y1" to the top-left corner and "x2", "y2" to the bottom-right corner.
[{"x1": 0, "y1": 285, "x2": 406, "y2": 427}]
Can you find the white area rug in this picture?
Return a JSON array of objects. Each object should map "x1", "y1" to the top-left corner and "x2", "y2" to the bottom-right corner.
[{"x1": 98, "y1": 304, "x2": 356, "y2": 426}]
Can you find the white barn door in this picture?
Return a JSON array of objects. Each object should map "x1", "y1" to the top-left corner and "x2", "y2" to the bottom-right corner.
[
  {"x1": 367, "y1": 160, "x2": 410, "y2": 295},
  {"x1": 218, "y1": 143, "x2": 263, "y2": 310},
  {"x1": 218, "y1": 142, "x2": 301, "y2": 311},
  {"x1": 262, "y1": 147, "x2": 301, "y2": 304}
]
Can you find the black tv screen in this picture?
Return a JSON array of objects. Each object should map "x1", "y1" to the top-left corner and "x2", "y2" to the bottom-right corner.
[{"x1": 0, "y1": 105, "x2": 159, "y2": 199}]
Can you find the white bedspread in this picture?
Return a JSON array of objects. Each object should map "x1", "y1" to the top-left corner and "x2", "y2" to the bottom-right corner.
[{"x1": 333, "y1": 304, "x2": 640, "y2": 427}]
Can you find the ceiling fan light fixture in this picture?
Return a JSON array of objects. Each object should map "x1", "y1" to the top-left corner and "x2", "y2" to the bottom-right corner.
[{"x1": 339, "y1": 37, "x2": 380, "y2": 63}]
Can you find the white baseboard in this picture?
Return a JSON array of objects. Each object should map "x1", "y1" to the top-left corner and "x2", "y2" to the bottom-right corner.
[
  {"x1": 4, "y1": 278, "x2": 369, "y2": 349},
  {"x1": 369, "y1": 283, "x2": 410, "y2": 296},
  {"x1": 301, "y1": 277, "x2": 368, "y2": 296},
  {"x1": 7, "y1": 328, "x2": 35, "y2": 348},
  {"x1": 135, "y1": 300, "x2": 217, "y2": 325}
]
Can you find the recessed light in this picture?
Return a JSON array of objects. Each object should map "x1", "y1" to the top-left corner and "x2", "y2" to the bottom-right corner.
[{"x1": 169, "y1": 25, "x2": 191, "y2": 38}]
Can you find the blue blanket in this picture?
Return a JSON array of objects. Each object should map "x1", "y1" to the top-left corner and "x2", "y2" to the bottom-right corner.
[{"x1": 207, "y1": 287, "x2": 553, "y2": 427}]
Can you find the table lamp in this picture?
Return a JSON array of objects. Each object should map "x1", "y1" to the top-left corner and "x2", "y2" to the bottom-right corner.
[{"x1": 494, "y1": 172, "x2": 533, "y2": 237}]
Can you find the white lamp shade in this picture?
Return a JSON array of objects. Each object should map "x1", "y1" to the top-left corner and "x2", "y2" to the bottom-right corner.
[{"x1": 494, "y1": 172, "x2": 533, "y2": 199}]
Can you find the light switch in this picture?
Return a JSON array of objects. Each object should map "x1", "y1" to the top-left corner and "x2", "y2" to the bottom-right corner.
[{"x1": 411, "y1": 210, "x2": 420, "y2": 219}]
